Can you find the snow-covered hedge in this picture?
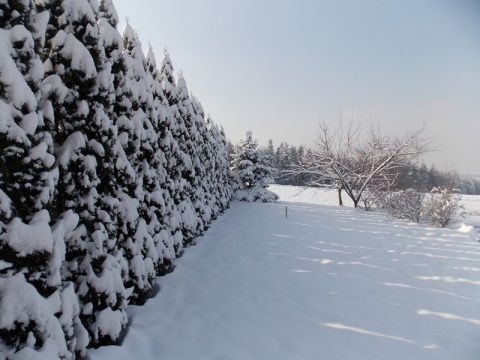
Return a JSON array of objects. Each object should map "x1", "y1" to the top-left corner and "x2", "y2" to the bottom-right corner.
[
  {"x1": 382, "y1": 188, "x2": 462, "y2": 227},
  {"x1": 383, "y1": 189, "x2": 425, "y2": 222},
  {"x1": 0, "y1": 0, "x2": 232, "y2": 358}
]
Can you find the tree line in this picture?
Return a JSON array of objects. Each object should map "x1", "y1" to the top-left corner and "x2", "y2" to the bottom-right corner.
[
  {"x1": 0, "y1": 0, "x2": 231, "y2": 358},
  {"x1": 252, "y1": 138, "x2": 480, "y2": 195}
]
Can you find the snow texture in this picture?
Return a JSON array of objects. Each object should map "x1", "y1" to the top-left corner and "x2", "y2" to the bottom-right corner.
[
  {"x1": 0, "y1": 273, "x2": 68, "y2": 359},
  {"x1": 56, "y1": 131, "x2": 86, "y2": 168},
  {"x1": 49, "y1": 30, "x2": 97, "y2": 78},
  {"x1": 0, "y1": 210, "x2": 52, "y2": 256},
  {"x1": 89, "y1": 186, "x2": 480, "y2": 360}
]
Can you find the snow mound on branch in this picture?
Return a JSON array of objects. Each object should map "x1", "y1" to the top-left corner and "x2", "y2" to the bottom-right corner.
[
  {"x1": 0, "y1": 28, "x2": 38, "y2": 113},
  {"x1": 0, "y1": 210, "x2": 53, "y2": 256},
  {"x1": 58, "y1": 282, "x2": 89, "y2": 358},
  {"x1": 56, "y1": 131, "x2": 86, "y2": 167},
  {"x1": 95, "y1": 307, "x2": 127, "y2": 341},
  {"x1": 0, "y1": 274, "x2": 67, "y2": 360},
  {"x1": 50, "y1": 30, "x2": 97, "y2": 78},
  {"x1": 98, "y1": 17, "x2": 122, "y2": 52},
  {"x1": 59, "y1": 0, "x2": 97, "y2": 33},
  {"x1": 0, "y1": 189, "x2": 12, "y2": 219}
]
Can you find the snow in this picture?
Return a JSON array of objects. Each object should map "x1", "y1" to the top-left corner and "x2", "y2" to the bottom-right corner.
[
  {"x1": 88, "y1": 139, "x2": 105, "y2": 156},
  {"x1": 0, "y1": 210, "x2": 53, "y2": 256},
  {"x1": 20, "y1": 111, "x2": 39, "y2": 136},
  {"x1": 8, "y1": 339, "x2": 65, "y2": 360},
  {"x1": 50, "y1": 30, "x2": 97, "y2": 78},
  {"x1": 145, "y1": 44, "x2": 156, "y2": 69},
  {"x1": 89, "y1": 185, "x2": 480, "y2": 360},
  {"x1": 95, "y1": 307, "x2": 126, "y2": 341},
  {"x1": 122, "y1": 22, "x2": 135, "y2": 39},
  {"x1": 0, "y1": 28, "x2": 38, "y2": 113},
  {"x1": 41, "y1": 74, "x2": 70, "y2": 103},
  {"x1": 98, "y1": 17, "x2": 122, "y2": 50},
  {"x1": 48, "y1": 210, "x2": 78, "y2": 287},
  {"x1": 268, "y1": 184, "x2": 355, "y2": 206},
  {"x1": 0, "y1": 261, "x2": 12, "y2": 271},
  {"x1": 0, "y1": 189, "x2": 12, "y2": 219},
  {"x1": 98, "y1": 0, "x2": 119, "y2": 27},
  {"x1": 58, "y1": 282, "x2": 89, "y2": 356},
  {"x1": 0, "y1": 273, "x2": 68, "y2": 359},
  {"x1": 56, "y1": 131, "x2": 86, "y2": 167},
  {"x1": 29, "y1": 141, "x2": 56, "y2": 168},
  {"x1": 59, "y1": 0, "x2": 97, "y2": 34},
  {"x1": 31, "y1": 10, "x2": 50, "y2": 48}
]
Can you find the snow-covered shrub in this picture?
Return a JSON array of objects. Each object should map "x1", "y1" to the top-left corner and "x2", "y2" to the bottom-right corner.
[
  {"x1": 0, "y1": 217, "x2": 65, "y2": 360},
  {"x1": 0, "y1": 273, "x2": 69, "y2": 360},
  {"x1": 423, "y1": 187, "x2": 462, "y2": 227},
  {"x1": 383, "y1": 189, "x2": 425, "y2": 223},
  {"x1": 0, "y1": 210, "x2": 86, "y2": 359},
  {"x1": 383, "y1": 187, "x2": 461, "y2": 227},
  {"x1": 233, "y1": 186, "x2": 279, "y2": 203},
  {"x1": 359, "y1": 189, "x2": 387, "y2": 211}
]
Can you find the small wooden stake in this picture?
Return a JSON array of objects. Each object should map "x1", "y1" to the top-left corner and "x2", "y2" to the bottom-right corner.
[{"x1": 285, "y1": 206, "x2": 288, "y2": 218}]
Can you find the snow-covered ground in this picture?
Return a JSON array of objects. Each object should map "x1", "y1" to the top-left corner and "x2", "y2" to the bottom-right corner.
[
  {"x1": 269, "y1": 184, "x2": 480, "y2": 235},
  {"x1": 88, "y1": 186, "x2": 480, "y2": 360}
]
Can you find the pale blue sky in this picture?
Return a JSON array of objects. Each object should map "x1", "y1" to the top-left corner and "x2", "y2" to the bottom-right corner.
[{"x1": 113, "y1": 0, "x2": 480, "y2": 174}]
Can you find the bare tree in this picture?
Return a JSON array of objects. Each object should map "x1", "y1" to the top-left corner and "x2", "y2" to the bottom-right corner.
[{"x1": 295, "y1": 121, "x2": 433, "y2": 208}]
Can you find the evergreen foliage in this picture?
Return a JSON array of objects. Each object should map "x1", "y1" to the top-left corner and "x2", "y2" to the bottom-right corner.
[
  {"x1": 118, "y1": 23, "x2": 158, "y2": 306},
  {"x1": 0, "y1": 1, "x2": 76, "y2": 358},
  {"x1": 230, "y1": 131, "x2": 278, "y2": 202},
  {"x1": 0, "y1": 0, "x2": 232, "y2": 357},
  {"x1": 37, "y1": 0, "x2": 131, "y2": 346}
]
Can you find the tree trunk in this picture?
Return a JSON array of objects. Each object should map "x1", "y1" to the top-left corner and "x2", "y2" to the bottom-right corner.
[{"x1": 338, "y1": 188, "x2": 343, "y2": 206}]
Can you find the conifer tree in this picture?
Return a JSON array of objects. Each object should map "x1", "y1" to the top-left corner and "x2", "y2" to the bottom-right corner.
[
  {"x1": 159, "y1": 50, "x2": 188, "y2": 254},
  {"x1": 38, "y1": 0, "x2": 129, "y2": 345},
  {"x1": 216, "y1": 126, "x2": 233, "y2": 210},
  {"x1": 0, "y1": 1, "x2": 85, "y2": 358},
  {"x1": 265, "y1": 139, "x2": 276, "y2": 168},
  {"x1": 0, "y1": 0, "x2": 53, "y2": 224},
  {"x1": 119, "y1": 24, "x2": 158, "y2": 302},
  {"x1": 98, "y1": 0, "x2": 119, "y2": 27},
  {"x1": 145, "y1": 44, "x2": 177, "y2": 274},
  {"x1": 204, "y1": 118, "x2": 219, "y2": 218},
  {"x1": 98, "y1": 13, "x2": 147, "y2": 295},
  {"x1": 176, "y1": 74, "x2": 202, "y2": 240},
  {"x1": 190, "y1": 96, "x2": 213, "y2": 227},
  {"x1": 230, "y1": 130, "x2": 278, "y2": 202}
]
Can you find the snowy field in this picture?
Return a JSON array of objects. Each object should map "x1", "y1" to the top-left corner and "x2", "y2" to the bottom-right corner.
[{"x1": 89, "y1": 186, "x2": 480, "y2": 360}]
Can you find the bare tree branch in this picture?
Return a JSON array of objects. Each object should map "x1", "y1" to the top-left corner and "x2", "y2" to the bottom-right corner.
[{"x1": 292, "y1": 120, "x2": 434, "y2": 208}]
